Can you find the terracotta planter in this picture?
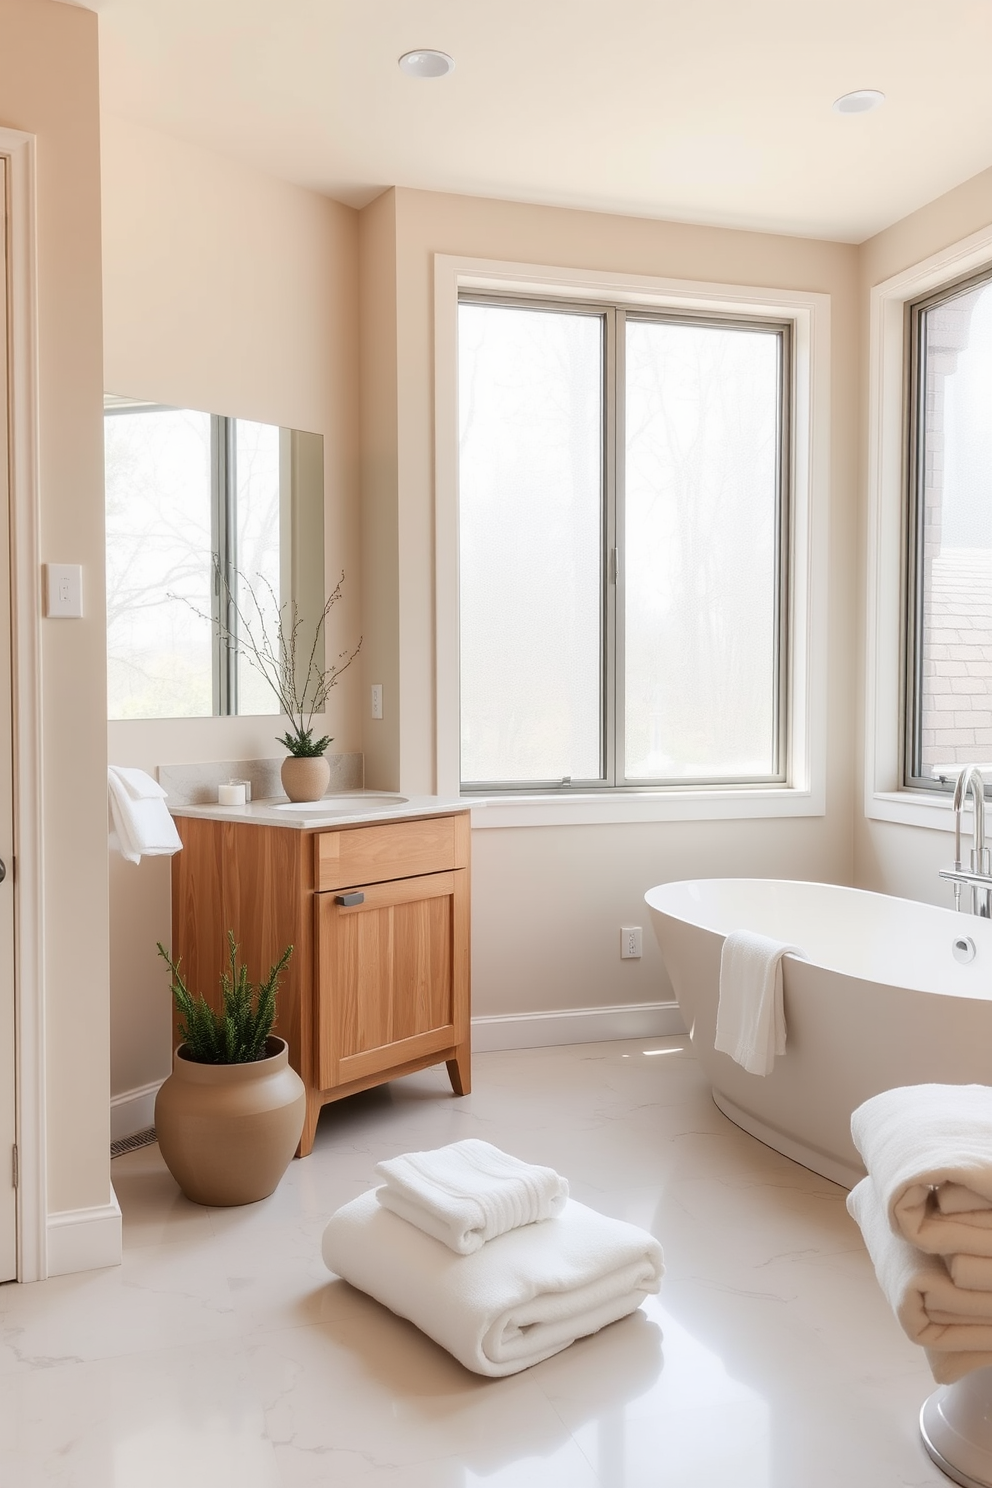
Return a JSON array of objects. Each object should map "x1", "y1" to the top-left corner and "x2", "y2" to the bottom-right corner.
[
  {"x1": 155, "y1": 1036, "x2": 306, "y2": 1206},
  {"x1": 281, "y1": 754, "x2": 331, "y2": 803}
]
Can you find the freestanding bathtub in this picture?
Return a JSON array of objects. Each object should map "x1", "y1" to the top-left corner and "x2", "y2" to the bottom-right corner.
[{"x1": 645, "y1": 878, "x2": 992, "y2": 1188}]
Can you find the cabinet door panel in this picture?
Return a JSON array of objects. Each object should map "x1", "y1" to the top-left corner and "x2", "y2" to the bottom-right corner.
[{"x1": 317, "y1": 870, "x2": 466, "y2": 1089}]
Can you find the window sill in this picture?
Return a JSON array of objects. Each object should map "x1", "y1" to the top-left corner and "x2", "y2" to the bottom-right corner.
[
  {"x1": 466, "y1": 785, "x2": 823, "y2": 830},
  {"x1": 867, "y1": 789, "x2": 958, "y2": 834}
]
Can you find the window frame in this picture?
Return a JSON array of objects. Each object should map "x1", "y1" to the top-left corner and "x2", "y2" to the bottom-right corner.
[
  {"x1": 435, "y1": 255, "x2": 829, "y2": 827},
  {"x1": 455, "y1": 291, "x2": 794, "y2": 796},
  {"x1": 865, "y1": 223, "x2": 992, "y2": 834},
  {"x1": 902, "y1": 263, "x2": 992, "y2": 794}
]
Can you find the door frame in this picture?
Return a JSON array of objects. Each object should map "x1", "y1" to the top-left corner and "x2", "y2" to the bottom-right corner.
[{"x1": 1, "y1": 127, "x2": 46, "y2": 1283}]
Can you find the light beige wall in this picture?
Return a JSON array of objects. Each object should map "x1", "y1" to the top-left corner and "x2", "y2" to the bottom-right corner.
[
  {"x1": 358, "y1": 190, "x2": 400, "y2": 789},
  {"x1": 101, "y1": 116, "x2": 361, "y2": 1101},
  {"x1": 366, "y1": 187, "x2": 860, "y2": 1016},
  {"x1": 855, "y1": 168, "x2": 992, "y2": 906},
  {"x1": 0, "y1": 0, "x2": 109, "y2": 1214}
]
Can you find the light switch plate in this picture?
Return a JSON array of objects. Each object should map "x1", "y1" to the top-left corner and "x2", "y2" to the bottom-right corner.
[{"x1": 44, "y1": 563, "x2": 83, "y2": 619}]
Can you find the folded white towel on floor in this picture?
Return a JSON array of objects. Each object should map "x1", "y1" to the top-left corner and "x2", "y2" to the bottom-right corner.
[
  {"x1": 713, "y1": 928, "x2": 806, "y2": 1077},
  {"x1": 108, "y1": 766, "x2": 182, "y2": 865},
  {"x1": 851, "y1": 1084, "x2": 992, "y2": 1256},
  {"x1": 374, "y1": 1139, "x2": 569, "y2": 1255},
  {"x1": 322, "y1": 1191, "x2": 664, "y2": 1377},
  {"x1": 848, "y1": 1177, "x2": 992, "y2": 1383}
]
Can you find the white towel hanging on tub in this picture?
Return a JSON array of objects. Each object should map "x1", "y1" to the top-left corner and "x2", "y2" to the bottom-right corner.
[
  {"x1": 108, "y1": 766, "x2": 182, "y2": 865},
  {"x1": 714, "y1": 929, "x2": 806, "y2": 1077}
]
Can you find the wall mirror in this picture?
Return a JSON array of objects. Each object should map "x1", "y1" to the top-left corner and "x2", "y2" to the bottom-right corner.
[{"x1": 104, "y1": 396, "x2": 324, "y2": 720}]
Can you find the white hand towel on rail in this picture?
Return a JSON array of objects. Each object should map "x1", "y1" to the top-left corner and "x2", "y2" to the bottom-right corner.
[
  {"x1": 851, "y1": 1084, "x2": 992, "y2": 1256},
  {"x1": 848, "y1": 1176, "x2": 992, "y2": 1384},
  {"x1": 713, "y1": 929, "x2": 806, "y2": 1076},
  {"x1": 108, "y1": 766, "x2": 182, "y2": 865},
  {"x1": 374, "y1": 1139, "x2": 569, "y2": 1255},
  {"x1": 322, "y1": 1191, "x2": 664, "y2": 1377}
]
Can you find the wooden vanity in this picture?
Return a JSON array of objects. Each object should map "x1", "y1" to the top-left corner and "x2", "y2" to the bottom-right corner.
[{"x1": 170, "y1": 800, "x2": 471, "y2": 1156}]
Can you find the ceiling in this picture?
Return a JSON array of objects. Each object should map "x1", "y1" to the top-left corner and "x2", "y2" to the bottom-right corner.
[{"x1": 85, "y1": 0, "x2": 992, "y2": 243}]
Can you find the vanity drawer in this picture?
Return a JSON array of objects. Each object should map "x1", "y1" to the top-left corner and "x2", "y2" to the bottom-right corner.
[{"x1": 315, "y1": 813, "x2": 468, "y2": 892}]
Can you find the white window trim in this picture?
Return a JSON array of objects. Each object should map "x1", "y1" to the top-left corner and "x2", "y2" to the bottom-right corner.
[
  {"x1": 865, "y1": 222, "x2": 992, "y2": 835},
  {"x1": 434, "y1": 254, "x2": 830, "y2": 828}
]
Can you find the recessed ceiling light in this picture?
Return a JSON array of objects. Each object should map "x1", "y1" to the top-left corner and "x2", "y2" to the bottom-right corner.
[
  {"x1": 399, "y1": 50, "x2": 454, "y2": 79},
  {"x1": 832, "y1": 89, "x2": 885, "y2": 115}
]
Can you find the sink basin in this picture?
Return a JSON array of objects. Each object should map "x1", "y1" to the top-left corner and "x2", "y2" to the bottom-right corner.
[{"x1": 273, "y1": 794, "x2": 408, "y2": 813}]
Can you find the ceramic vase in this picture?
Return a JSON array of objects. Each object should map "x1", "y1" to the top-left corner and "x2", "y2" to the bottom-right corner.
[
  {"x1": 155, "y1": 1036, "x2": 306, "y2": 1206},
  {"x1": 281, "y1": 754, "x2": 331, "y2": 803}
]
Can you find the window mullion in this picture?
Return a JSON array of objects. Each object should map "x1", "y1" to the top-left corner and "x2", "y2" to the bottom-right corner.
[
  {"x1": 211, "y1": 415, "x2": 238, "y2": 716},
  {"x1": 610, "y1": 308, "x2": 625, "y2": 789}
]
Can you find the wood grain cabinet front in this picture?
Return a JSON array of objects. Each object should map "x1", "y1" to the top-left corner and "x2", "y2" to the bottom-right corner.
[{"x1": 171, "y1": 809, "x2": 471, "y2": 1158}]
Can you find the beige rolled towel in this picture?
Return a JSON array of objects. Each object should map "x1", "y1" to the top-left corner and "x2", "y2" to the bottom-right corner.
[
  {"x1": 848, "y1": 1177, "x2": 992, "y2": 1383},
  {"x1": 850, "y1": 1084, "x2": 992, "y2": 1256}
]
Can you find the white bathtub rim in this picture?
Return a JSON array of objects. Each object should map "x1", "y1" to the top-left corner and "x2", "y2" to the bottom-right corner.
[
  {"x1": 645, "y1": 876, "x2": 992, "y2": 1002},
  {"x1": 712, "y1": 1090, "x2": 864, "y2": 1190}
]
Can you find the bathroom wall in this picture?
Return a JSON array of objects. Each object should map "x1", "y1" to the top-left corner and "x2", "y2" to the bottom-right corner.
[
  {"x1": 0, "y1": 1, "x2": 109, "y2": 1229},
  {"x1": 361, "y1": 187, "x2": 861, "y2": 1024},
  {"x1": 101, "y1": 115, "x2": 362, "y2": 1115},
  {"x1": 854, "y1": 166, "x2": 992, "y2": 906}
]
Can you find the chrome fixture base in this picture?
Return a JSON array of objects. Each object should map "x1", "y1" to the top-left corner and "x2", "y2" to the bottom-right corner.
[{"x1": 921, "y1": 1370, "x2": 992, "y2": 1488}]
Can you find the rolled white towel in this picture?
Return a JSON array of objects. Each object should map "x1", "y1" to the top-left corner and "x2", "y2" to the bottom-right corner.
[
  {"x1": 374, "y1": 1139, "x2": 568, "y2": 1255},
  {"x1": 713, "y1": 929, "x2": 806, "y2": 1077},
  {"x1": 322, "y1": 1191, "x2": 664, "y2": 1378},
  {"x1": 848, "y1": 1177, "x2": 992, "y2": 1383},
  {"x1": 108, "y1": 766, "x2": 182, "y2": 865},
  {"x1": 851, "y1": 1084, "x2": 992, "y2": 1256}
]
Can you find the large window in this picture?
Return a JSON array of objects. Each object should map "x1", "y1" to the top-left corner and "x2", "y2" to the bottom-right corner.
[
  {"x1": 905, "y1": 268, "x2": 992, "y2": 790},
  {"x1": 457, "y1": 296, "x2": 790, "y2": 791}
]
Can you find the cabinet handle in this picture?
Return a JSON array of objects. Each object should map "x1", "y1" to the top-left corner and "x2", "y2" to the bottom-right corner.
[{"x1": 335, "y1": 891, "x2": 365, "y2": 907}]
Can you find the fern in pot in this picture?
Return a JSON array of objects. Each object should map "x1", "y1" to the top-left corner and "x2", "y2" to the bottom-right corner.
[{"x1": 153, "y1": 933, "x2": 306, "y2": 1206}]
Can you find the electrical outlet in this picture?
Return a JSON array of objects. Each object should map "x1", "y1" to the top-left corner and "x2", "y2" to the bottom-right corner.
[
  {"x1": 621, "y1": 926, "x2": 642, "y2": 959},
  {"x1": 44, "y1": 563, "x2": 83, "y2": 618},
  {"x1": 370, "y1": 684, "x2": 383, "y2": 720}
]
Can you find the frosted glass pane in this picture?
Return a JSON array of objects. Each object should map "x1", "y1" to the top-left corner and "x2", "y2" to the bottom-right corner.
[
  {"x1": 235, "y1": 419, "x2": 281, "y2": 716},
  {"x1": 917, "y1": 282, "x2": 992, "y2": 778},
  {"x1": 459, "y1": 303, "x2": 603, "y2": 784},
  {"x1": 624, "y1": 319, "x2": 780, "y2": 780},
  {"x1": 105, "y1": 408, "x2": 213, "y2": 719}
]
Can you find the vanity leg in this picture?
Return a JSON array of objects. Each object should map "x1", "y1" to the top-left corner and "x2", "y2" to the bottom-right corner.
[
  {"x1": 297, "y1": 1092, "x2": 322, "y2": 1158},
  {"x1": 446, "y1": 1046, "x2": 472, "y2": 1096}
]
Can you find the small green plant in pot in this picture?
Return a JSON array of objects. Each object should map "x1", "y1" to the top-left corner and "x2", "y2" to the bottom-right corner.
[
  {"x1": 153, "y1": 933, "x2": 307, "y2": 1207},
  {"x1": 215, "y1": 568, "x2": 361, "y2": 802}
]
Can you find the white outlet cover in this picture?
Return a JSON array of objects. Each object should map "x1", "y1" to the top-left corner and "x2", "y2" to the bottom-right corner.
[{"x1": 44, "y1": 563, "x2": 83, "y2": 619}]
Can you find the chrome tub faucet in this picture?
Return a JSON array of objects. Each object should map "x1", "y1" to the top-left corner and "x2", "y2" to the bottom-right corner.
[{"x1": 941, "y1": 764, "x2": 992, "y2": 916}]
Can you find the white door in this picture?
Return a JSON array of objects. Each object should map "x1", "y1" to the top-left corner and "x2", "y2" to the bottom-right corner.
[{"x1": 0, "y1": 158, "x2": 16, "y2": 1282}]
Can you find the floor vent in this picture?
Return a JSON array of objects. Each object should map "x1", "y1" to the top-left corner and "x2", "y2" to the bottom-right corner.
[{"x1": 110, "y1": 1128, "x2": 157, "y2": 1159}]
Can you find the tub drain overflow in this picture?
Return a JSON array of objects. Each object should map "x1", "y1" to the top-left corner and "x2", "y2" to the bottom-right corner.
[{"x1": 953, "y1": 935, "x2": 978, "y2": 965}]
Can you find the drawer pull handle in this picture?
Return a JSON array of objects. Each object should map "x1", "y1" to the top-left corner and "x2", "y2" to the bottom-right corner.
[{"x1": 335, "y1": 892, "x2": 365, "y2": 907}]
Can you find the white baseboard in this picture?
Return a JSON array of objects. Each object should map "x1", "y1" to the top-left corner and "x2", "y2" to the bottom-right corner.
[
  {"x1": 471, "y1": 1001, "x2": 686, "y2": 1052},
  {"x1": 110, "y1": 1079, "x2": 164, "y2": 1143},
  {"x1": 47, "y1": 1188, "x2": 122, "y2": 1276}
]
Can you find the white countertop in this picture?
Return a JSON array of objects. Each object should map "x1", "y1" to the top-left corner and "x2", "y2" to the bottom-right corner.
[{"x1": 168, "y1": 791, "x2": 469, "y2": 831}]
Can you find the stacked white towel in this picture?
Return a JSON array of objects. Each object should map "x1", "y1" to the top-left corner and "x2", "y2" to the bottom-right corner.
[
  {"x1": 108, "y1": 766, "x2": 182, "y2": 865},
  {"x1": 374, "y1": 1138, "x2": 569, "y2": 1254},
  {"x1": 848, "y1": 1084, "x2": 992, "y2": 1384},
  {"x1": 322, "y1": 1189, "x2": 664, "y2": 1377},
  {"x1": 713, "y1": 929, "x2": 807, "y2": 1076}
]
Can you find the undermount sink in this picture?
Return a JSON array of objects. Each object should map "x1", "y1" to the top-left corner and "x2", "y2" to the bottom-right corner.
[{"x1": 273, "y1": 794, "x2": 408, "y2": 813}]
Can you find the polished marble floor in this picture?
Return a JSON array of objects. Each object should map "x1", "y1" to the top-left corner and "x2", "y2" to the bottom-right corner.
[{"x1": 0, "y1": 1038, "x2": 952, "y2": 1487}]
